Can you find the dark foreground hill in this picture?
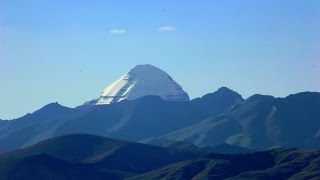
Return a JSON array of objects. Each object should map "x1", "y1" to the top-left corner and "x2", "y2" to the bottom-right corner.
[
  {"x1": 0, "y1": 134, "x2": 201, "y2": 177},
  {"x1": 143, "y1": 138, "x2": 255, "y2": 154},
  {"x1": 130, "y1": 149, "x2": 320, "y2": 180},
  {"x1": 0, "y1": 134, "x2": 319, "y2": 180},
  {"x1": 0, "y1": 154, "x2": 123, "y2": 180}
]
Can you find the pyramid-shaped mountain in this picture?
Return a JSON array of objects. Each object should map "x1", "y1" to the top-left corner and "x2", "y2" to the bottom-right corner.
[{"x1": 97, "y1": 64, "x2": 190, "y2": 104}]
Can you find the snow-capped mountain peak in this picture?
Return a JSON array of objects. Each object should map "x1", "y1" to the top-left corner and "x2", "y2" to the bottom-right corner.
[{"x1": 97, "y1": 64, "x2": 190, "y2": 105}]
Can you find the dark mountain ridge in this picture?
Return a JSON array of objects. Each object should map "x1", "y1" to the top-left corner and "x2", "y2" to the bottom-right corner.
[
  {"x1": 131, "y1": 148, "x2": 320, "y2": 180},
  {"x1": 163, "y1": 92, "x2": 320, "y2": 149},
  {"x1": 0, "y1": 89, "x2": 319, "y2": 153},
  {"x1": 0, "y1": 134, "x2": 204, "y2": 179},
  {"x1": 1, "y1": 134, "x2": 320, "y2": 180},
  {"x1": 0, "y1": 88, "x2": 243, "y2": 153}
]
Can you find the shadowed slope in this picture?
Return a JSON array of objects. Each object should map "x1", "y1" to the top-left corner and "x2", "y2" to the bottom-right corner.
[
  {"x1": 164, "y1": 92, "x2": 320, "y2": 149},
  {"x1": 0, "y1": 134, "x2": 202, "y2": 174},
  {"x1": 130, "y1": 149, "x2": 320, "y2": 180}
]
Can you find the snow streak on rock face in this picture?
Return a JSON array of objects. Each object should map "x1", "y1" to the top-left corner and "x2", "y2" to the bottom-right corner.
[{"x1": 97, "y1": 64, "x2": 190, "y2": 105}]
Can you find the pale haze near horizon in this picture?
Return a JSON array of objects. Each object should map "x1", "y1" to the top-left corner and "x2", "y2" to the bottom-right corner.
[{"x1": 0, "y1": 0, "x2": 319, "y2": 119}]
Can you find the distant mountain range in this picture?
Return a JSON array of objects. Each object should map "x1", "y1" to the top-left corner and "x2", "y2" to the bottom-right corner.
[
  {"x1": 162, "y1": 92, "x2": 320, "y2": 149},
  {"x1": 0, "y1": 88, "x2": 319, "y2": 179},
  {"x1": 1, "y1": 64, "x2": 319, "y2": 179},
  {"x1": 1, "y1": 64, "x2": 319, "y2": 155},
  {"x1": 1, "y1": 88, "x2": 320, "y2": 154},
  {"x1": 0, "y1": 87, "x2": 243, "y2": 153},
  {"x1": 0, "y1": 134, "x2": 319, "y2": 180}
]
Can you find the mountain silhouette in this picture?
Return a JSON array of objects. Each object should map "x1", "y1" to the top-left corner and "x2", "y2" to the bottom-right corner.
[
  {"x1": 163, "y1": 92, "x2": 320, "y2": 149},
  {"x1": 1, "y1": 134, "x2": 319, "y2": 180},
  {"x1": 0, "y1": 88, "x2": 243, "y2": 153}
]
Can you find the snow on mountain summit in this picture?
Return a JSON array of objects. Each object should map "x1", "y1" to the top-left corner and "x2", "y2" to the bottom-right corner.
[{"x1": 97, "y1": 64, "x2": 190, "y2": 105}]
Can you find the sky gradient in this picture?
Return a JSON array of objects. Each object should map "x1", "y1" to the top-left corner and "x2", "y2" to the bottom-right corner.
[{"x1": 1, "y1": 0, "x2": 320, "y2": 119}]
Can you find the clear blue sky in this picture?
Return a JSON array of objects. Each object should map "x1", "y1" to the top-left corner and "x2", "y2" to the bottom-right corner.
[{"x1": 1, "y1": 0, "x2": 319, "y2": 119}]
